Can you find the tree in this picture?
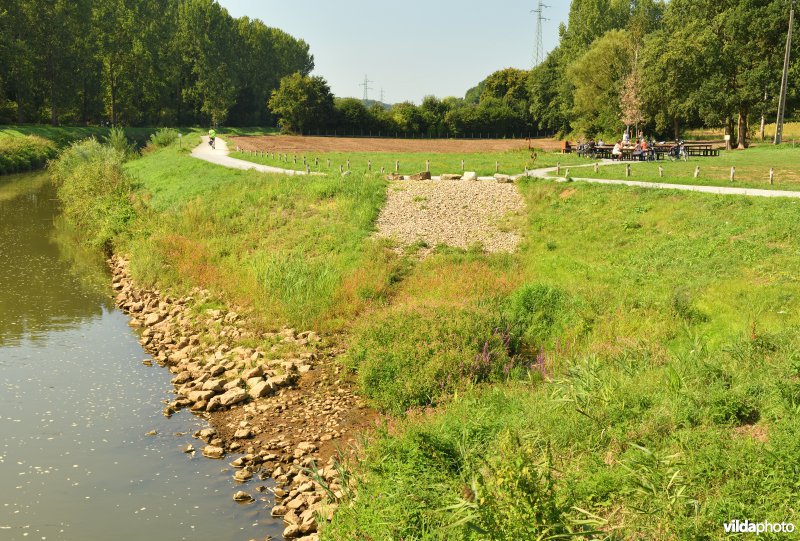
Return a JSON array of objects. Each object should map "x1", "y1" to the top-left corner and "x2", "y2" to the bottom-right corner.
[
  {"x1": 268, "y1": 73, "x2": 334, "y2": 134},
  {"x1": 568, "y1": 29, "x2": 634, "y2": 136}
]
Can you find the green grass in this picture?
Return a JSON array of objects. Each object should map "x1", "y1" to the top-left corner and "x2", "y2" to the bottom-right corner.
[
  {"x1": 230, "y1": 148, "x2": 594, "y2": 177},
  {"x1": 0, "y1": 125, "x2": 159, "y2": 148},
  {"x1": 0, "y1": 134, "x2": 58, "y2": 174},
  {"x1": 327, "y1": 180, "x2": 800, "y2": 539},
  {"x1": 687, "y1": 121, "x2": 800, "y2": 142},
  {"x1": 122, "y1": 136, "x2": 391, "y2": 330},
  {"x1": 563, "y1": 145, "x2": 800, "y2": 191},
  {"x1": 49, "y1": 131, "x2": 800, "y2": 538}
]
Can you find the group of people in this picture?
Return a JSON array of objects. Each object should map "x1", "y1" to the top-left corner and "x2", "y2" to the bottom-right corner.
[
  {"x1": 568, "y1": 129, "x2": 657, "y2": 161},
  {"x1": 611, "y1": 136, "x2": 650, "y2": 161}
]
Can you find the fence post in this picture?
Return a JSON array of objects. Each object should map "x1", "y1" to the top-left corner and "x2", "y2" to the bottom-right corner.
[
  {"x1": 625, "y1": 164, "x2": 631, "y2": 177},
  {"x1": 594, "y1": 163, "x2": 598, "y2": 173},
  {"x1": 495, "y1": 161, "x2": 499, "y2": 173},
  {"x1": 659, "y1": 166, "x2": 663, "y2": 178},
  {"x1": 730, "y1": 167, "x2": 735, "y2": 182},
  {"x1": 347, "y1": 159, "x2": 350, "y2": 170},
  {"x1": 556, "y1": 162, "x2": 561, "y2": 175},
  {"x1": 461, "y1": 159, "x2": 465, "y2": 172},
  {"x1": 339, "y1": 165, "x2": 343, "y2": 173},
  {"x1": 770, "y1": 167, "x2": 775, "y2": 185},
  {"x1": 426, "y1": 160, "x2": 430, "y2": 172},
  {"x1": 395, "y1": 160, "x2": 399, "y2": 172},
  {"x1": 368, "y1": 160, "x2": 372, "y2": 172},
  {"x1": 327, "y1": 158, "x2": 331, "y2": 168},
  {"x1": 694, "y1": 166, "x2": 700, "y2": 178}
]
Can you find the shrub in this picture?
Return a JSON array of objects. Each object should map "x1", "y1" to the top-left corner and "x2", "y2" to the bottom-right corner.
[
  {"x1": 105, "y1": 127, "x2": 136, "y2": 158},
  {"x1": 49, "y1": 138, "x2": 136, "y2": 249},
  {"x1": 0, "y1": 135, "x2": 58, "y2": 174},
  {"x1": 149, "y1": 128, "x2": 179, "y2": 148}
]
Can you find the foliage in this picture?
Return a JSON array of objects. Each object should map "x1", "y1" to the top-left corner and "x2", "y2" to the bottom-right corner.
[
  {"x1": 148, "y1": 127, "x2": 179, "y2": 148},
  {"x1": 268, "y1": 73, "x2": 335, "y2": 134},
  {"x1": 0, "y1": 134, "x2": 57, "y2": 174},
  {"x1": 105, "y1": 127, "x2": 136, "y2": 157},
  {"x1": 49, "y1": 138, "x2": 135, "y2": 249},
  {"x1": 0, "y1": 0, "x2": 313, "y2": 126}
]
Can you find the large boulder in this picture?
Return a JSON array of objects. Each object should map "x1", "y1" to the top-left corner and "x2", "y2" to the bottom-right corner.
[
  {"x1": 441, "y1": 174, "x2": 462, "y2": 180},
  {"x1": 218, "y1": 387, "x2": 248, "y2": 407},
  {"x1": 462, "y1": 171, "x2": 478, "y2": 181},
  {"x1": 408, "y1": 171, "x2": 432, "y2": 181}
]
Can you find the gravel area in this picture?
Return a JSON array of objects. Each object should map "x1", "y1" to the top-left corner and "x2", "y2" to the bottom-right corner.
[{"x1": 375, "y1": 179, "x2": 526, "y2": 253}]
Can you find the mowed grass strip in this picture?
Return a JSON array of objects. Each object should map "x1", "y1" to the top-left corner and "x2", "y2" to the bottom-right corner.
[
  {"x1": 122, "y1": 136, "x2": 392, "y2": 331},
  {"x1": 569, "y1": 145, "x2": 800, "y2": 190},
  {"x1": 229, "y1": 148, "x2": 594, "y2": 177}
]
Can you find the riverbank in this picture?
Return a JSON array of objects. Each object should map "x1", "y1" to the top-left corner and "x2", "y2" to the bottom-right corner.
[
  {"x1": 51, "y1": 133, "x2": 800, "y2": 538},
  {"x1": 109, "y1": 254, "x2": 371, "y2": 540}
]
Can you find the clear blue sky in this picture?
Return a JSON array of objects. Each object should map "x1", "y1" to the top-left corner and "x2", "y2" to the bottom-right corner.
[{"x1": 217, "y1": 0, "x2": 570, "y2": 104}]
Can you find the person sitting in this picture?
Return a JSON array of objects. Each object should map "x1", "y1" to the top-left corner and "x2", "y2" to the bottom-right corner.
[
  {"x1": 612, "y1": 141, "x2": 622, "y2": 160},
  {"x1": 641, "y1": 139, "x2": 650, "y2": 160},
  {"x1": 632, "y1": 140, "x2": 643, "y2": 161},
  {"x1": 622, "y1": 130, "x2": 630, "y2": 145},
  {"x1": 562, "y1": 140, "x2": 572, "y2": 154},
  {"x1": 597, "y1": 138, "x2": 605, "y2": 147}
]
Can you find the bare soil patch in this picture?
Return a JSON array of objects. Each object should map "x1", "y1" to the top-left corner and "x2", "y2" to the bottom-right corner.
[
  {"x1": 229, "y1": 135, "x2": 561, "y2": 154},
  {"x1": 376, "y1": 179, "x2": 526, "y2": 253}
]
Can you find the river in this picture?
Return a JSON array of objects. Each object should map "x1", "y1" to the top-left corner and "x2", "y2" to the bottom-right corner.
[{"x1": 0, "y1": 173, "x2": 282, "y2": 541}]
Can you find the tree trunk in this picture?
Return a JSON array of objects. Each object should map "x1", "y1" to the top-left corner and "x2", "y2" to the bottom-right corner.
[
  {"x1": 16, "y1": 96, "x2": 24, "y2": 124},
  {"x1": 760, "y1": 114, "x2": 765, "y2": 142},
  {"x1": 725, "y1": 119, "x2": 733, "y2": 151},
  {"x1": 109, "y1": 60, "x2": 117, "y2": 126},
  {"x1": 737, "y1": 110, "x2": 748, "y2": 149},
  {"x1": 673, "y1": 118, "x2": 680, "y2": 140}
]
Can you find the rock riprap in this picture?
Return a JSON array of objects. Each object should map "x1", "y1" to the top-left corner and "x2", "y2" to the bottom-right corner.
[{"x1": 108, "y1": 255, "x2": 372, "y2": 541}]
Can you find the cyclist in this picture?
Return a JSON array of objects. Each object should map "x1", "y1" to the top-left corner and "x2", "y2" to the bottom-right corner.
[{"x1": 208, "y1": 128, "x2": 216, "y2": 149}]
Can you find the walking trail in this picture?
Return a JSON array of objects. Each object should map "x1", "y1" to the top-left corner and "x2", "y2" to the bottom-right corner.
[
  {"x1": 192, "y1": 136, "x2": 314, "y2": 176},
  {"x1": 527, "y1": 162, "x2": 800, "y2": 199},
  {"x1": 192, "y1": 138, "x2": 800, "y2": 199}
]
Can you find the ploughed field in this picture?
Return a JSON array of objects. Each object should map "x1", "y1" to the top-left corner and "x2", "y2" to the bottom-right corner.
[{"x1": 229, "y1": 134, "x2": 562, "y2": 153}]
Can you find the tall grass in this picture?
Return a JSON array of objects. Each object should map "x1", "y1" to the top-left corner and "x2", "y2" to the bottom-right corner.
[
  {"x1": 0, "y1": 134, "x2": 58, "y2": 174},
  {"x1": 49, "y1": 139, "x2": 136, "y2": 250}
]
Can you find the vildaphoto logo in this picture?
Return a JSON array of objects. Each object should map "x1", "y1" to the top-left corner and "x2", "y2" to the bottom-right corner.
[{"x1": 724, "y1": 520, "x2": 796, "y2": 535}]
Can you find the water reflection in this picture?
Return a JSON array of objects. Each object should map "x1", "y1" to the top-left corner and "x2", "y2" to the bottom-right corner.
[
  {"x1": 0, "y1": 173, "x2": 111, "y2": 346},
  {"x1": 0, "y1": 174, "x2": 282, "y2": 540}
]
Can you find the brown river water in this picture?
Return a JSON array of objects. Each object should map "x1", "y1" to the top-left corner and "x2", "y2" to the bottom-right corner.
[{"x1": 0, "y1": 173, "x2": 282, "y2": 540}]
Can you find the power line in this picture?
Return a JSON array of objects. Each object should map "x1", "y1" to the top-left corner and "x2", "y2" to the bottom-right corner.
[
  {"x1": 531, "y1": 1, "x2": 549, "y2": 68},
  {"x1": 360, "y1": 74, "x2": 374, "y2": 103}
]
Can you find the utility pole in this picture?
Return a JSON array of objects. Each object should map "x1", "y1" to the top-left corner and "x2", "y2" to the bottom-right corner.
[
  {"x1": 360, "y1": 75, "x2": 373, "y2": 104},
  {"x1": 775, "y1": 0, "x2": 795, "y2": 145},
  {"x1": 380, "y1": 88, "x2": 385, "y2": 104},
  {"x1": 531, "y1": 1, "x2": 549, "y2": 68}
]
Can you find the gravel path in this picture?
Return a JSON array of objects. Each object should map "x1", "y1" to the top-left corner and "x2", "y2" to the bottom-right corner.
[{"x1": 375, "y1": 180, "x2": 525, "y2": 253}]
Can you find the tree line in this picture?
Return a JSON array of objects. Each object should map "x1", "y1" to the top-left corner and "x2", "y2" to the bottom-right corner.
[
  {"x1": 267, "y1": 68, "x2": 540, "y2": 139},
  {"x1": 0, "y1": 0, "x2": 313, "y2": 126},
  {"x1": 268, "y1": 0, "x2": 799, "y2": 146}
]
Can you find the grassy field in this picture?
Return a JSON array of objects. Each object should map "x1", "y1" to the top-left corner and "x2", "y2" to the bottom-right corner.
[
  {"x1": 687, "y1": 121, "x2": 800, "y2": 142},
  {"x1": 564, "y1": 145, "x2": 800, "y2": 191},
  {"x1": 122, "y1": 133, "x2": 391, "y2": 331},
  {"x1": 48, "y1": 134, "x2": 800, "y2": 538},
  {"x1": 327, "y1": 180, "x2": 800, "y2": 539},
  {"x1": 230, "y1": 148, "x2": 594, "y2": 177}
]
